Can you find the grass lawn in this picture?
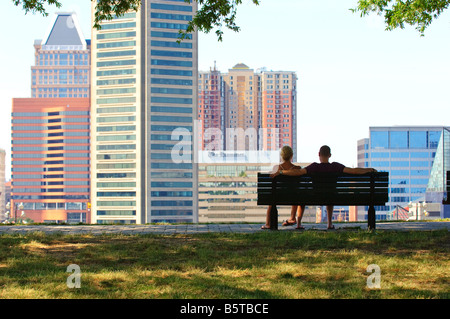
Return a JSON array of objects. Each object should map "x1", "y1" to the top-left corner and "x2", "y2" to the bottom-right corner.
[{"x1": 0, "y1": 229, "x2": 448, "y2": 299}]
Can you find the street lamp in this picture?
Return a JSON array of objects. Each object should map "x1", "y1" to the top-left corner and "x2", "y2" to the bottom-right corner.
[{"x1": 5, "y1": 202, "x2": 24, "y2": 224}]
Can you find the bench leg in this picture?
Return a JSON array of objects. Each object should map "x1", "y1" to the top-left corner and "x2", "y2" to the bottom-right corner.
[
  {"x1": 368, "y1": 205, "x2": 376, "y2": 230},
  {"x1": 270, "y1": 205, "x2": 278, "y2": 230}
]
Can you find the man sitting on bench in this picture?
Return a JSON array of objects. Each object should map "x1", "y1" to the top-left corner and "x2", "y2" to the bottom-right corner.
[{"x1": 270, "y1": 145, "x2": 377, "y2": 230}]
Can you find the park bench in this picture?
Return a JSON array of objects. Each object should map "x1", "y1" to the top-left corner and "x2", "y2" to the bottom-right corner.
[
  {"x1": 443, "y1": 171, "x2": 449, "y2": 205},
  {"x1": 257, "y1": 172, "x2": 389, "y2": 230}
]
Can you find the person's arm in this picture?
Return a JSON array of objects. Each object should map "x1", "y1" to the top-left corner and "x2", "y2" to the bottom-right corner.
[
  {"x1": 270, "y1": 167, "x2": 307, "y2": 178},
  {"x1": 270, "y1": 164, "x2": 279, "y2": 174},
  {"x1": 343, "y1": 167, "x2": 377, "y2": 174}
]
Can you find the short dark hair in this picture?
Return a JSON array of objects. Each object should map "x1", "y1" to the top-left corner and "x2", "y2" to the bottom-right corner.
[{"x1": 319, "y1": 145, "x2": 331, "y2": 156}]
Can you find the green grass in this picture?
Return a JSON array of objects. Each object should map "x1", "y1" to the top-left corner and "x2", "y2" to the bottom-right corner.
[{"x1": 0, "y1": 229, "x2": 448, "y2": 299}]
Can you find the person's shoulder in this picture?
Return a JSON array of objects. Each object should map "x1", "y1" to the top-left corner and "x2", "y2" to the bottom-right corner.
[
  {"x1": 331, "y1": 162, "x2": 346, "y2": 172},
  {"x1": 305, "y1": 162, "x2": 318, "y2": 172},
  {"x1": 332, "y1": 162, "x2": 345, "y2": 167},
  {"x1": 292, "y1": 163, "x2": 303, "y2": 169},
  {"x1": 307, "y1": 162, "x2": 319, "y2": 167}
]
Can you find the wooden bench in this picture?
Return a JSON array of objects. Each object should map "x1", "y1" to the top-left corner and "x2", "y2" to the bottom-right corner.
[
  {"x1": 443, "y1": 171, "x2": 450, "y2": 205},
  {"x1": 257, "y1": 172, "x2": 389, "y2": 230}
]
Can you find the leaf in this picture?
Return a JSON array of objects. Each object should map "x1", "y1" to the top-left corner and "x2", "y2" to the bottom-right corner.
[{"x1": 352, "y1": 0, "x2": 450, "y2": 36}]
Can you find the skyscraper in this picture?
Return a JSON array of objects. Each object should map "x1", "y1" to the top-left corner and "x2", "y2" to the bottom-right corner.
[
  {"x1": 259, "y1": 70, "x2": 297, "y2": 157},
  {"x1": 31, "y1": 12, "x2": 90, "y2": 98},
  {"x1": 90, "y1": 0, "x2": 198, "y2": 224},
  {"x1": 198, "y1": 62, "x2": 225, "y2": 151},
  {"x1": 10, "y1": 12, "x2": 90, "y2": 224},
  {"x1": 222, "y1": 63, "x2": 260, "y2": 151}
]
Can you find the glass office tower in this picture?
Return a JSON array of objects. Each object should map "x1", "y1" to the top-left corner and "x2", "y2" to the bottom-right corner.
[
  {"x1": 91, "y1": 0, "x2": 198, "y2": 224},
  {"x1": 358, "y1": 126, "x2": 449, "y2": 220}
]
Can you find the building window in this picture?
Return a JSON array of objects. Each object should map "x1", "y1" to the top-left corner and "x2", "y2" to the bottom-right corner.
[
  {"x1": 371, "y1": 131, "x2": 389, "y2": 149},
  {"x1": 390, "y1": 131, "x2": 408, "y2": 149},
  {"x1": 409, "y1": 131, "x2": 427, "y2": 149}
]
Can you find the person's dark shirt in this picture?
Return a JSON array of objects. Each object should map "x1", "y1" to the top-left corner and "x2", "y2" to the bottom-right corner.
[{"x1": 305, "y1": 162, "x2": 345, "y2": 174}]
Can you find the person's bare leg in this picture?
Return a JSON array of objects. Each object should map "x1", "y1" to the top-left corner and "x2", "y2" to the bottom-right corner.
[
  {"x1": 282, "y1": 206, "x2": 297, "y2": 226},
  {"x1": 289, "y1": 205, "x2": 298, "y2": 223},
  {"x1": 263, "y1": 205, "x2": 272, "y2": 229},
  {"x1": 327, "y1": 205, "x2": 334, "y2": 229},
  {"x1": 296, "y1": 205, "x2": 305, "y2": 229}
]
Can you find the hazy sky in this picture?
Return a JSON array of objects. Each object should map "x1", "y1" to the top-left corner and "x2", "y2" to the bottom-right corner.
[{"x1": 1, "y1": 0, "x2": 450, "y2": 179}]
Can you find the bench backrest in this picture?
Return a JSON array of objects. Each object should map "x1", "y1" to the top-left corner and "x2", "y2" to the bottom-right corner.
[{"x1": 257, "y1": 172, "x2": 389, "y2": 206}]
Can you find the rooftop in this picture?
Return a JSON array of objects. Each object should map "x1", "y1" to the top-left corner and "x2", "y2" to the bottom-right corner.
[{"x1": 38, "y1": 12, "x2": 88, "y2": 50}]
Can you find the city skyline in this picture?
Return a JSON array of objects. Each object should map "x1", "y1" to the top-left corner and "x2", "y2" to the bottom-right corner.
[{"x1": 2, "y1": 0, "x2": 450, "y2": 180}]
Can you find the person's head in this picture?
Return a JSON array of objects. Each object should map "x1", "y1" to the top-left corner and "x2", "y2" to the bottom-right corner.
[
  {"x1": 318, "y1": 145, "x2": 331, "y2": 163},
  {"x1": 280, "y1": 145, "x2": 294, "y2": 162}
]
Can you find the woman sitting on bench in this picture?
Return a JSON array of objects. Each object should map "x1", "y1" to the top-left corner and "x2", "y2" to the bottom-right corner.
[{"x1": 261, "y1": 145, "x2": 305, "y2": 230}]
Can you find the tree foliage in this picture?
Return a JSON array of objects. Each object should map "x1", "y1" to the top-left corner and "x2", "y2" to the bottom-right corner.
[
  {"x1": 184, "y1": 0, "x2": 260, "y2": 41},
  {"x1": 11, "y1": 0, "x2": 260, "y2": 41},
  {"x1": 92, "y1": 0, "x2": 141, "y2": 29},
  {"x1": 92, "y1": 0, "x2": 260, "y2": 40},
  {"x1": 12, "y1": 0, "x2": 62, "y2": 15},
  {"x1": 352, "y1": 0, "x2": 450, "y2": 35},
  {"x1": 11, "y1": 0, "x2": 449, "y2": 39}
]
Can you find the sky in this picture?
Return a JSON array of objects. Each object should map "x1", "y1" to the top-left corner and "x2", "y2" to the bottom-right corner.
[{"x1": 1, "y1": 0, "x2": 450, "y2": 179}]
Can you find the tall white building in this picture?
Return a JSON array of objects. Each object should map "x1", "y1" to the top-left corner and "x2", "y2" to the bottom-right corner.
[{"x1": 91, "y1": 0, "x2": 198, "y2": 224}]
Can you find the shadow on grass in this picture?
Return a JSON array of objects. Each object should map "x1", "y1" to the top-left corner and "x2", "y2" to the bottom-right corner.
[{"x1": 0, "y1": 230, "x2": 448, "y2": 298}]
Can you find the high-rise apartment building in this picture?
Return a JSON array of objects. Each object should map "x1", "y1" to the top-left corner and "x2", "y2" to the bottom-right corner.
[
  {"x1": 32, "y1": 12, "x2": 90, "y2": 98},
  {"x1": 259, "y1": 70, "x2": 297, "y2": 156},
  {"x1": 198, "y1": 62, "x2": 225, "y2": 151},
  {"x1": 10, "y1": 12, "x2": 90, "y2": 224},
  {"x1": 358, "y1": 126, "x2": 450, "y2": 220},
  {"x1": 198, "y1": 63, "x2": 297, "y2": 160},
  {"x1": 222, "y1": 64, "x2": 260, "y2": 151},
  {"x1": 91, "y1": 0, "x2": 198, "y2": 224}
]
